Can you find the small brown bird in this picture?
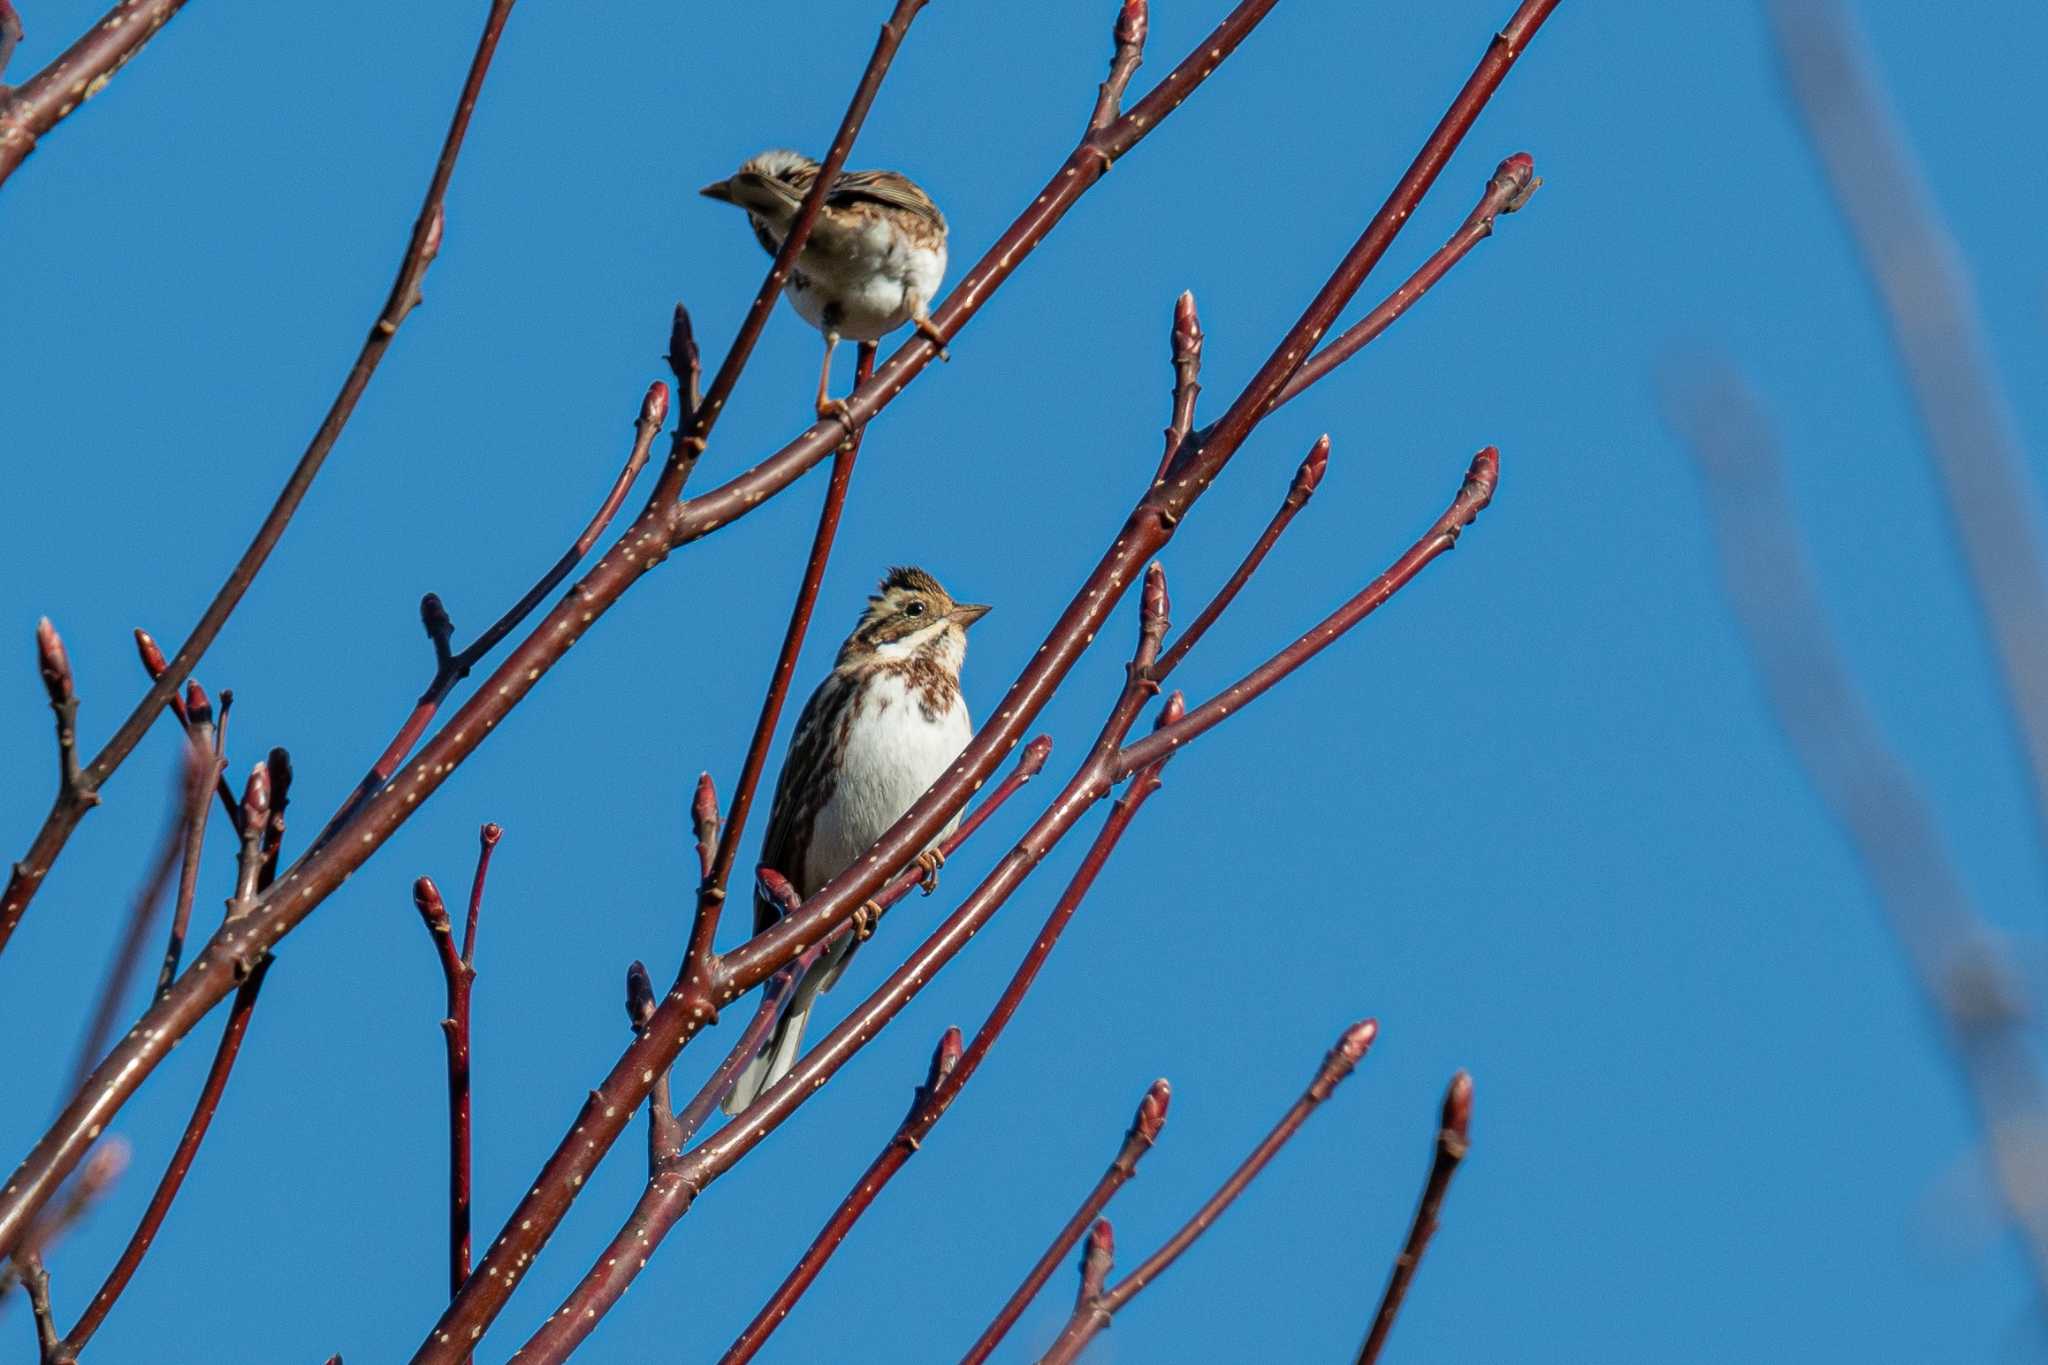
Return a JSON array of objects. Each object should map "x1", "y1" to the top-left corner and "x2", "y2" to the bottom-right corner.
[
  {"x1": 700, "y1": 149, "x2": 949, "y2": 424},
  {"x1": 724, "y1": 567, "x2": 988, "y2": 1114}
]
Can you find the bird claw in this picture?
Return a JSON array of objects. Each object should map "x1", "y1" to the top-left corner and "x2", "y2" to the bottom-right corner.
[
  {"x1": 816, "y1": 396, "x2": 858, "y2": 444},
  {"x1": 914, "y1": 317, "x2": 951, "y2": 362},
  {"x1": 916, "y1": 848, "x2": 945, "y2": 896},
  {"x1": 851, "y1": 899, "x2": 883, "y2": 942}
]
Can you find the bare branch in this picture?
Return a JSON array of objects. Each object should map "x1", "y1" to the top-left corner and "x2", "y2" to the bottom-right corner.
[
  {"x1": 1356, "y1": 1071, "x2": 1474, "y2": 1364},
  {"x1": 716, "y1": 1028, "x2": 965, "y2": 1365},
  {"x1": 625, "y1": 961, "x2": 681, "y2": 1169},
  {"x1": 1766, "y1": 0, "x2": 2048, "y2": 879},
  {"x1": 0, "y1": 0, "x2": 522, "y2": 955},
  {"x1": 963, "y1": 1079, "x2": 1173, "y2": 1365},
  {"x1": 58, "y1": 958, "x2": 272, "y2": 1359},
  {"x1": 0, "y1": 0, "x2": 193, "y2": 188},
  {"x1": 1667, "y1": 361, "x2": 2048, "y2": 1318},
  {"x1": 413, "y1": 875, "x2": 477, "y2": 1304},
  {"x1": 1039, "y1": 1020, "x2": 1379, "y2": 1365}
]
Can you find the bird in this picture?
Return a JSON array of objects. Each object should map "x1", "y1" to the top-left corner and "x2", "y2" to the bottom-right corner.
[
  {"x1": 699, "y1": 149, "x2": 949, "y2": 427},
  {"x1": 723, "y1": 566, "x2": 989, "y2": 1114}
]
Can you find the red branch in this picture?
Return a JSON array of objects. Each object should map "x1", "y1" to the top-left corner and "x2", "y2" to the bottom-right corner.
[
  {"x1": 0, "y1": 0, "x2": 521, "y2": 956},
  {"x1": 0, "y1": 0, "x2": 1558, "y2": 1321},
  {"x1": 717, "y1": 702, "x2": 1179, "y2": 1364},
  {"x1": 413, "y1": 856, "x2": 487, "y2": 1306},
  {"x1": 715, "y1": 1028, "x2": 966, "y2": 1365},
  {"x1": 962, "y1": 1079, "x2": 1172, "y2": 1365},
  {"x1": 54, "y1": 959, "x2": 273, "y2": 1361},
  {"x1": 1039, "y1": 1021, "x2": 1380, "y2": 1365},
  {"x1": 0, "y1": 0, "x2": 191, "y2": 187},
  {"x1": 1357, "y1": 1071, "x2": 1473, "y2": 1365}
]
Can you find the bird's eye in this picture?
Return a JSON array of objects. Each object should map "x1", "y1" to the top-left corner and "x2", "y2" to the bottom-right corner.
[{"x1": 904, "y1": 601, "x2": 927, "y2": 618}]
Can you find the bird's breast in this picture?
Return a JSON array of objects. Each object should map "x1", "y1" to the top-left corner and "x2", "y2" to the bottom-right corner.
[{"x1": 802, "y1": 671, "x2": 970, "y2": 893}]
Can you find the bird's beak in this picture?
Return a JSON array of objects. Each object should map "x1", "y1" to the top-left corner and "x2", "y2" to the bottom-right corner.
[
  {"x1": 699, "y1": 179, "x2": 734, "y2": 203},
  {"x1": 950, "y1": 603, "x2": 991, "y2": 628}
]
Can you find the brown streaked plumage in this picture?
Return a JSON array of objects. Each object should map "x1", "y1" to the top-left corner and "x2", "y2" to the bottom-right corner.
[
  {"x1": 700, "y1": 149, "x2": 950, "y2": 424},
  {"x1": 723, "y1": 566, "x2": 989, "y2": 1114}
]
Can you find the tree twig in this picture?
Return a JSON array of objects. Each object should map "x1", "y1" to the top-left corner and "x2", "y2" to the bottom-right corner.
[
  {"x1": 963, "y1": 1079, "x2": 1172, "y2": 1365},
  {"x1": 0, "y1": 0, "x2": 194, "y2": 188},
  {"x1": 1356, "y1": 1071, "x2": 1473, "y2": 1364},
  {"x1": 0, "y1": 0, "x2": 522, "y2": 957},
  {"x1": 1038, "y1": 1020, "x2": 1380, "y2": 1365}
]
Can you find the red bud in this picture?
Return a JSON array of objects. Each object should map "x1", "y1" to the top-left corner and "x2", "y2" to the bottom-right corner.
[
  {"x1": 1442, "y1": 1069, "x2": 1473, "y2": 1142},
  {"x1": 1017, "y1": 734, "x2": 1054, "y2": 779},
  {"x1": 1142, "y1": 561, "x2": 1170, "y2": 634},
  {"x1": 480, "y1": 821, "x2": 503, "y2": 849},
  {"x1": 926, "y1": 1025, "x2": 964, "y2": 1088},
  {"x1": 755, "y1": 866, "x2": 801, "y2": 920},
  {"x1": 413, "y1": 875, "x2": 449, "y2": 932},
  {"x1": 1133, "y1": 1077, "x2": 1171, "y2": 1143},
  {"x1": 642, "y1": 380, "x2": 670, "y2": 428},
  {"x1": 1172, "y1": 290, "x2": 1202, "y2": 365},
  {"x1": 1292, "y1": 435, "x2": 1330, "y2": 501},
  {"x1": 1115, "y1": 0, "x2": 1147, "y2": 48},
  {"x1": 35, "y1": 618, "x2": 73, "y2": 706},
  {"x1": 625, "y1": 959, "x2": 657, "y2": 1028},
  {"x1": 133, "y1": 627, "x2": 170, "y2": 680},
  {"x1": 239, "y1": 761, "x2": 270, "y2": 831},
  {"x1": 1154, "y1": 689, "x2": 1185, "y2": 729},
  {"x1": 1493, "y1": 152, "x2": 1540, "y2": 213}
]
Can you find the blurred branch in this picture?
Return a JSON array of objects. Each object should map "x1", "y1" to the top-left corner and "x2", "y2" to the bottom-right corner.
[
  {"x1": 0, "y1": 0, "x2": 520, "y2": 958},
  {"x1": 55, "y1": 958, "x2": 271, "y2": 1360},
  {"x1": 1766, "y1": 0, "x2": 2048, "y2": 875},
  {"x1": 130, "y1": 632, "x2": 241, "y2": 828},
  {"x1": 1667, "y1": 361, "x2": 2048, "y2": 1320},
  {"x1": 1039, "y1": 1021, "x2": 1380, "y2": 1364},
  {"x1": 963, "y1": 1079, "x2": 1173, "y2": 1365},
  {"x1": 1356, "y1": 1071, "x2": 1473, "y2": 1365},
  {"x1": 0, "y1": 0, "x2": 192, "y2": 188}
]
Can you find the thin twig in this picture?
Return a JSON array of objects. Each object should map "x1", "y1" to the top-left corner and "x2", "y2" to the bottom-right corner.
[
  {"x1": 1270, "y1": 152, "x2": 1539, "y2": 414},
  {"x1": 1766, "y1": 0, "x2": 2048, "y2": 880},
  {"x1": 1153, "y1": 290, "x2": 1204, "y2": 481},
  {"x1": 20, "y1": 1253, "x2": 58, "y2": 1363},
  {"x1": 0, "y1": 0, "x2": 521, "y2": 956},
  {"x1": 963, "y1": 1081, "x2": 1172, "y2": 1364},
  {"x1": 625, "y1": 962, "x2": 681, "y2": 1169},
  {"x1": 0, "y1": 0, "x2": 193, "y2": 188},
  {"x1": 1038, "y1": 1021, "x2": 1380, "y2": 1365},
  {"x1": 413, "y1": 876, "x2": 477, "y2": 1303},
  {"x1": 1088, "y1": 0, "x2": 1147, "y2": 133},
  {"x1": 1667, "y1": 362, "x2": 2048, "y2": 1320},
  {"x1": 1356, "y1": 1071, "x2": 1473, "y2": 1364},
  {"x1": 716, "y1": 1028, "x2": 966, "y2": 1365},
  {"x1": 155, "y1": 687, "x2": 223, "y2": 998},
  {"x1": 1155, "y1": 434, "x2": 1328, "y2": 677},
  {"x1": 56, "y1": 959, "x2": 272, "y2": 1360},
  {"x1": 66, "y1": 752, "x2": 206, "y2": 1097},
  {"x1": 324, "y1": 385, "x2": 664, "y2": 843},
  {"x1": 130, "y1": 631, "x2": 241, "y2": 827}
]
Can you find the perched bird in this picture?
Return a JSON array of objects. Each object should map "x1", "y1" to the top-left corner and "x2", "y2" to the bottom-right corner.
[
  {"x1": 700, "y1": 149, "x2": 949, "y2": 424},
  {"x1": 724, "y1": 567, "x2": 989, "y2": 1113}
]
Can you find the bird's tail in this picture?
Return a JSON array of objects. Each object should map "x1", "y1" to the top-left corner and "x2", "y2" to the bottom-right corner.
[{"x1": 721, "y1": 935, "x2": 853, "y2": 1115}]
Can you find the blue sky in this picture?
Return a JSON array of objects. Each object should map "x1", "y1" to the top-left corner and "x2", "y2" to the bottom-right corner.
[{"x1": 4, "y1": 1, "x2": 2047, "y2": 1360}]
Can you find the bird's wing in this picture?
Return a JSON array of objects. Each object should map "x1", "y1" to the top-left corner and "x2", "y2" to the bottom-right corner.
[
  {"x1": 752, "y1": 671, "x2": 851, "y2": 934},
  {"x1": 828, "y1": 169, "x2": 947, "y2": 233}
]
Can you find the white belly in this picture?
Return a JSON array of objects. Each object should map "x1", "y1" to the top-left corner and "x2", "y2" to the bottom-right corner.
[
  {"x1": 802, "y1": 672, "x2": 970, "y2": 894},
  {"x1": 789, "y1": 219, "x2": 947, "y2": 342}
]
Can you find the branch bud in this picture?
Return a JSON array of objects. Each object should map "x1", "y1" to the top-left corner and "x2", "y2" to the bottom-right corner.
[
  {"x1": 1154, "y1": 688, "x2": 1185, "y2": 730},
  {"x1": 1172, "y1": 290, "x2": 1202, "y2": 368},
  {"x1": 420, "y1": 593, "x2": 454, "y2": 649},
  {"x1": 692, "y1": 772, "x2": 720, "y2": 874},
  {"x1": 1079, "y1": 1218, "x2": 1115, "y2": 1301},
  {"x1": 183, "y1": 681, "x2": 212, "y2": 729},
  {"x1": 79, "y1": 1137, "x2": 130, "y2": 1193},
  {"x1": 420, "y1": 204, "x2": 445, "y2": 264},
  {"x1": 1441, "y1": 1070, "x2": 1473, "y2": 1156},
  {"x1": 1492, "y1": 152, "x2": 1540, "y2": 214},
  {"x1": 133, "y1": 627, "x2": 169, "y2": 680},
  {"x1": 641, "y1": 380, "x2": 671, "y2": 429},
  {"x1": 1016, "y1": 734, "x2": 1054, "y2": 780},
  {"x1": 666, "y1": 303, "x2": 700, "y2": 388},
  {"x1": 413, "y1": 876, "x2": 450, "y2": 934},
  {"x1": 1132, "y1": 1077, "x2": 1171, "y2": 1144},
  {"x1": 35, "y1": 618, "x2": 73, "y2": 707},
  {"x1": 926, "y1": 1025, "x2": 964, "y2": 1087},
  {"x1": 625, "y1": 959, "x2": 657, "y2": 1030},
  {"x1": 1115, "y1": 0, "x2": 1147, "y2": 49},
  {"x1": 755, "y1": 866, "x2": 802, "y2": 921},
  {"x1": 239, "y1": 761, "x2": 270, "y2": 834},
  {"x1": 1291, "y1": 435, "x2": 1330, "y2": 502},
  {"x1": 1141, "y1": 561, "x2": 1170, "y2": 638},
  {"x1": 1309, "y1": 1018, "x2": 1378, "y2": 1100},
  {"x1": 480, "y1": 821, "x2": 503, "y2": 850}
]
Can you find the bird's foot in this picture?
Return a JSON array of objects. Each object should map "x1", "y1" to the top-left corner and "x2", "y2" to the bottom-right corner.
[
  {"x1": 851, "y1": 899, "x2": 884, "y2": 942},
  {"x1": 816, "y1": 395, "x2": 859, "y2": 445},
  {"x1": 914, "y1": 317, "x2": 951, "y2": 362},
  {"x1": 916, "y1": 848, "x2": 945, "y2": 896}
]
